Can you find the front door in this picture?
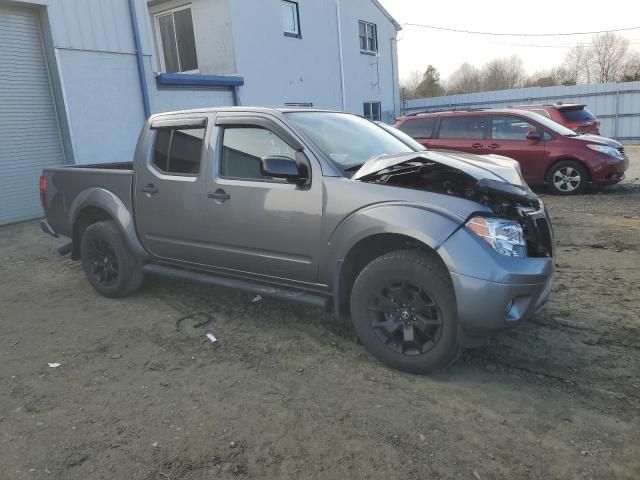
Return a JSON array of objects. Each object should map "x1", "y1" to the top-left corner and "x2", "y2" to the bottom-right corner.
[
  {"x1": 488, "y1": 115, "x2": 546, "y2": 184},
  {"x1": 134, "y1": 115, "x2": 213, "y2": 263},
  {"x1": 201, "y1": 114, "x2": 323, "y2": 285},
  {"x1": 429, "y1": 115, "x2": 488, "y2": 154}
]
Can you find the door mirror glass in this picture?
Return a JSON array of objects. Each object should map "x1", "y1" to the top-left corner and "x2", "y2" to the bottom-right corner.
[
  {"x1": 260, "y1": 156, "x2": 307, "y2": 184},
  {"x1": 526, "y1": 130, "x2": 541, "y2": 141}
]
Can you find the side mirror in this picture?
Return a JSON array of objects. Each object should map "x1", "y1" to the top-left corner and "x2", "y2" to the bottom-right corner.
[
  {"x1": 260, "y1": 155, "x2": 307, "y2": 184},
  {"x1": 526, "y1": 130, "x2": 541, "y2": 141}
]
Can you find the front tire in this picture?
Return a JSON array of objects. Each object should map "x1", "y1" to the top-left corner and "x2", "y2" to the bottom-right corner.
[
  {"x1": 546, "y1": 160, "x2": 588, "y2": 195},
  {"x1": 350, "y1": 249, "x2": 460, "y2": 374},
  {"x1": 80, "y1": 221, "x2": 143, "y2": 298}
]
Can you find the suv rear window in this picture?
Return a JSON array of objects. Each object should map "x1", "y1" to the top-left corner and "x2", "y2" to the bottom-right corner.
[
  {"x1": 398, "y1": 117, "x2": 436, "y2": 138},
  {"x1": 559, "y1": 107, "x2": 596, "y2": 122},
  {"x1": 438, "y1": 116, "x2": 487, "y2": 139}
]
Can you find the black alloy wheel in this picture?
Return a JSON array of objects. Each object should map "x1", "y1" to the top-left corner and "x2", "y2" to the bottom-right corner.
[{"x1": 87, "y1": 238, "x2": 119, "y2": 287}]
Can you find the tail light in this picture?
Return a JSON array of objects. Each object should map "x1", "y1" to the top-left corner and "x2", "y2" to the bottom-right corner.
[{"x1": 39, "y1": 175, "x2": 47, "y2": 208}]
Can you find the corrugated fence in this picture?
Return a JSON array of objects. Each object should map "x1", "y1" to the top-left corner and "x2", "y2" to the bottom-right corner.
[{"x1": 402, "y1": 81, "x2": 640, "y2": 144}]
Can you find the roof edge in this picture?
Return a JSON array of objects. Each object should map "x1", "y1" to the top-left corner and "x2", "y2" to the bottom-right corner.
[{"x1": 370, "y1": 0, "x2": 401, "y2": 31}]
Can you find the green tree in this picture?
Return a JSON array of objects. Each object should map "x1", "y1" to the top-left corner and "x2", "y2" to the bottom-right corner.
[{"x1": 415, "y1": 65, "x2": 445, "y2": 98}]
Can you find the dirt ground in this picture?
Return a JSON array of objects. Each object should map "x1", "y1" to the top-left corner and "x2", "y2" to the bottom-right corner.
[{"x1": 1, "y1": 149, "x2": 639, "y2": 480}]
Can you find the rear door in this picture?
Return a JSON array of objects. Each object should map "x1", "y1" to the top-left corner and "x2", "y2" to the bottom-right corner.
[
  {"x1": 488, "y1": 115, "x2": 546, "y2": 183},
  {"x1": 199, "y1": 113, "x2": 323, "y2": 285},
  {"x1": 134, "y1": 115, "x2": 213, "y2": 263},
  {"x1": 428, "y1": 115, "x2": 488, "y2": 153}
]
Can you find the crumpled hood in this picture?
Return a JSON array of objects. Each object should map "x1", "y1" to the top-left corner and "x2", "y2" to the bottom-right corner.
[
  {"x1": 571, "y1": 134, "x2": 622, "y2": 148},
  {"x1": 352, "y1": 149, "x2": 526, "y2": 186}
]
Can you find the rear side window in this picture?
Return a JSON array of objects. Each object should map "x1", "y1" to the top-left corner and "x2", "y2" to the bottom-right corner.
[
  {"x1": 152, "y1": 127, "x2": 205, "y2": 175},
  {"x1": 438, "y1": 116, "x2": 487, "y2": 139},
  {"x1": 398, "y1": 117, "x2": 436, "y2": 138},
  {"x1": 560, "y1": 107, "x2": 596, "y2": 122}
]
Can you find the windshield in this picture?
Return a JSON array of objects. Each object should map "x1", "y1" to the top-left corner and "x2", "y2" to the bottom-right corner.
[
  {"x1": 285, "y1": 112, "x2": 414, "y2": 171},
  {"x1": 519, "y1": 110, "x2": 577, "y2": 136},
  {"x1": 375, "y1": 122, "x2": 426, "y2": 151}
]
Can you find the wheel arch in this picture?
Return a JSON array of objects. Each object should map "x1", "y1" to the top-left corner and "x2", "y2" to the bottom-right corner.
[
  {"x1": 69, "y1": 188, "x2": 148, "y2": 261},
  {"x1": 334, "y1": 232, "x2": 451, "y2": 321}
]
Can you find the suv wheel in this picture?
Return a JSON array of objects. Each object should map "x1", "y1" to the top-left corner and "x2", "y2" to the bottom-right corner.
[
  {"x1": 80, "y1": 220, "x2": 143, "y2": 298},
  {"x1": 547, "y1": 160, "x2": 588, "y2": 195},
  {"x1": 350, "y1": 249, "x2": 460, "y2": 374}
]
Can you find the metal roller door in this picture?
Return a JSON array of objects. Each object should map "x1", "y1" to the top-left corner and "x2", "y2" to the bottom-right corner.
[{"x1": 0, "y1": 4, "x2": 65, "y2": 225}]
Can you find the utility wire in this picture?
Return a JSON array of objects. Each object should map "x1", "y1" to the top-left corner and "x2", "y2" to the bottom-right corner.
[{"x1": 402, "y1": 23, "x2": 640, "y2": 37}]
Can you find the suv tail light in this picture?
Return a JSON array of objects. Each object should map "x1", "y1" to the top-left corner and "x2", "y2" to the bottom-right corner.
[{"x1": 39, "y1": 175, "x2": 47, "y2": 208}]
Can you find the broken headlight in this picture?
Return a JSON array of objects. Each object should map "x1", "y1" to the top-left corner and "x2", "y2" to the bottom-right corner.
[{"x1": 466, "y1": 216, "x2": 527, "y2": 258}]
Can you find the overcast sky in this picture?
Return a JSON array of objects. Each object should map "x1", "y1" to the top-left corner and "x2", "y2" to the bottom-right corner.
[{"x1": 378, "y1": 0, "x2": 640, "y2": 81}]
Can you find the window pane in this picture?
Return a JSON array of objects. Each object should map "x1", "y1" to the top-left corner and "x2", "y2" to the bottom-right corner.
[
  {"x1": 169, "y1": 128, "x2": 205, "y2": 174},
  {"x1": 221, "y1": 127, "x2": 296, "y2": 180},
  {"x1": 372, "y1": 102, "x2": 381, "y2": 121},
  {"x1": 152, "y1": 128, "x2": 172, "y2": 172},
  {"x1": 398, "y1": 118, "x2": 436, "y2": 138},
  {"x1": 173, "y1": 9, "x2": 198, "y2": 71},
  {"x1": 439, "y1": 117, "x2": 486, "y2": 139},
  {"x1": 491, "y1": 116, "x2": 536, "y2": 141},
  {"x1": 158, "y1": 14, "x2": 179, "y2": 73},
  {"x1": 359, "y1": 22, "x2": 366, "y2": 36},
  {"x1": 282, "y1": 2, "x2": 298, "y2": 33},
  {"x1": 363, "y1": 103, "x2": 371, "y2": 118},
  {"x1": 360, "y1": 36, "x2": 367, "y2": 50}
]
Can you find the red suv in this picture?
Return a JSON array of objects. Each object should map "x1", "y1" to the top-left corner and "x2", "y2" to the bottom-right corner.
[
  {"x1": 512, "y1": 103, "x2": 601, "y2": 135},
  {"x1": 394, "y1": 109, "x2": 628, "y2": 195}
]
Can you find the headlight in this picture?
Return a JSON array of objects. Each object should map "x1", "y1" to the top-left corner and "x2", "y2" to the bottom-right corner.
[
  {"x1": 587, "y1": 144, "x2": 622, "y2": 159},
  {"x1": 466, "y1": 217, "x2": 527, "y2": 257}
]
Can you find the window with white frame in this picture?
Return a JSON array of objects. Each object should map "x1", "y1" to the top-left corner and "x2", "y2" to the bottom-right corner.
[
  {"x1": 282, "y1": 1, "x2": 301, "y2": 37},
  {"x1": 363, "y1": 102, "x2": 381, "y2": 121},
  {"x1": 359, "y1": 20, "x2": 377, "y2": 53},
  {"x1": 154, "y1": 5, "x2": 199, "y2": 73}
]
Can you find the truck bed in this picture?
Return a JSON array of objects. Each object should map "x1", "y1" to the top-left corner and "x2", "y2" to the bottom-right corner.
[{"x1": 42, "y1": 162, "x2": 135, "y2": 238}]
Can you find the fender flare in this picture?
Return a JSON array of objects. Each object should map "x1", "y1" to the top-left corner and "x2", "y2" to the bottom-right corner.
[{"x1": 69, "y1": 187, "x2": 149, "y2": 261}]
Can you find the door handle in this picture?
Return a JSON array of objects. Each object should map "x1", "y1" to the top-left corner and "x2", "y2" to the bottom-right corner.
[
  {"x1": 471, "y1": 143, "x2": 483, "y2": 149},
  {"x1": 141, "y1": 184, "x2": 158, "y2": 195},
  {"x1": 488, "y1": 143, "x2": 500, "y2": 149},
  {"x1": 208, "y1": 189, "x2": 230, "y2": 203}
]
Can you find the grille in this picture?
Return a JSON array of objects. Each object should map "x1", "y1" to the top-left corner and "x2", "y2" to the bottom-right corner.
[
  {"x1": 534, "y1": 217, "x2": 553, "y2": 257},
  {"x1": 617, "y1": 146, "x2": 626, "y2": 158}
]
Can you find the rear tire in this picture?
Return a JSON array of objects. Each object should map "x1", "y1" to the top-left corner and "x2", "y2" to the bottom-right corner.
[
  {"x1": 350, "y1": 249, "x2": 460, "y2": 374},
  {"x1": 546, "y1": 160, "x2": 588, "y2": 195},
  {"x1": 80, "y1": 221, "x2": 143, "y2": 298}
]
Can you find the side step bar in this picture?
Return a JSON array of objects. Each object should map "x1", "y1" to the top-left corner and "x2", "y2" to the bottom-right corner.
[{"x1": 143, "y1": 263, "x2": 329, "y2": 309}]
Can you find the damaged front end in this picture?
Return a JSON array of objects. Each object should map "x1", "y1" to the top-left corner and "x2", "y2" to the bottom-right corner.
[{"x1": 352, "y1": 153, "x2": 553, "y2": 258}]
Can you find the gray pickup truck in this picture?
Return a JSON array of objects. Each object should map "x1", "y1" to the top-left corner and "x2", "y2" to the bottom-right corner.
[{"x1": 40, "y1": 107, "x2": 554, "y2": 373}]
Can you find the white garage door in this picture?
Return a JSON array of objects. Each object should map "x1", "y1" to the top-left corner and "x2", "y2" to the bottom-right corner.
[{"x1": 0, "y1": 4, "x2": 65, "y2": 225}]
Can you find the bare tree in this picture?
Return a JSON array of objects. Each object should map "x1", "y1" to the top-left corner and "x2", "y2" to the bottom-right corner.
[
  {"x1": 621, "y1": 51, "x2": 640, "y2": 82},
  {"x1": 590, "y1": 32, "x2": 629, "y2": 82},
  {"x1": 446, "y1": 62, "x2": 482, "y2": 94},
  {"x1": 400, "y1": 70, "x2": 424, "y2": 99},
  {"x1": 563, "y1": 45, "x2": 592, "y2": 84},
  {"x1": 481, "y1": 55, "x2": 525, "y2": 91}
]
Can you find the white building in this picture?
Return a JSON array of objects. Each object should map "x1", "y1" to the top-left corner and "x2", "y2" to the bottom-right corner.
[{"x1": 0, "y1": 0, "x2": 401, "y2": 224}]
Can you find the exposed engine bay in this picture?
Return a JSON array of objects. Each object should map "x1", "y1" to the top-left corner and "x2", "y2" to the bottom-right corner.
[{"x1": 354, "y1": 157, "x2": 552, "y2": 258}]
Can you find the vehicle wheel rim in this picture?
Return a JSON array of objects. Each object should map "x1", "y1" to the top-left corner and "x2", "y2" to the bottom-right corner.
[
  {"x1": 87, "y1": 238, "x2": 119, "y2": 287},
  {"x1": 367, "y1": 280, "x2": 443, "y2": 356},
  {"x1": 553, "y1": 166, "x2": 581, "y2": 192}
]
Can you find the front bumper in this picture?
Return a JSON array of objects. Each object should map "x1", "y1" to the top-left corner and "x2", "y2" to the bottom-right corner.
[
  {"x1": 591, "y1": 156, "x2": 629, "y2": 186},
  {"x1": 437, "y1": 225, "x2": 554, "y2": 336}
]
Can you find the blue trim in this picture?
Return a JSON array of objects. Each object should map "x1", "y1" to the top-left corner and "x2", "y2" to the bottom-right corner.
[
  {"x1": 127, "y1": 0, "x2": 151, "y2": 118},
  {"x1": 156, "y1": 73, "x2": 245, "y2": 88}
]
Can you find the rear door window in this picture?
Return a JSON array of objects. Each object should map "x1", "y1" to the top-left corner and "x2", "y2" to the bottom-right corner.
[
  {"x1": 559, "y1": 107, "x2": 596, "y2": 122},
  {"x1": 398, "y1": 117, "x2": 437, "y2": 138},
  {"x1": 437, "y1": 116, "x2": 487, "y2": 139},
  {"x1": 491, "y1": 116, "x2": 538, "y2": 140},
  {"x1": 152, "y1": 127, "x2": 205, "y2": 175}
]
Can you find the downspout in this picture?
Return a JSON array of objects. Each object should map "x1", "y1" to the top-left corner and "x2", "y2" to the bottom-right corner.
[
  {"x1": 335, "y1": 0, "x2": 346, "y2": 111},
  {"x1": 127, "y1": 0, "x2": 151, "y2": 118},
  {"x1": 232, "y1": 86, "x2": 240, "y2": 106}
]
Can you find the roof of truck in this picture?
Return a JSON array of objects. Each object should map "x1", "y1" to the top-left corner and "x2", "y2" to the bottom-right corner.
[{"x1": 149, "y1": 106, "x2": 346, "y2": 119}]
